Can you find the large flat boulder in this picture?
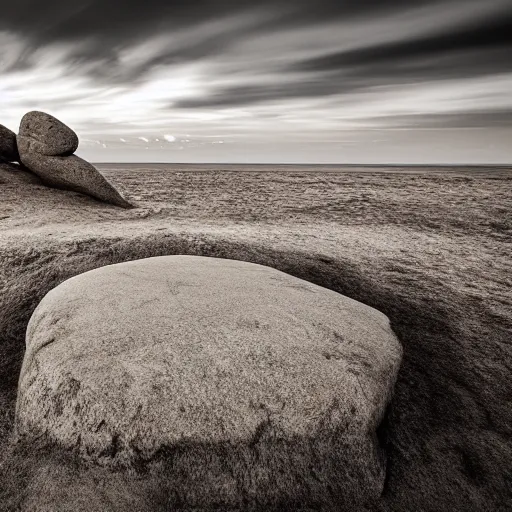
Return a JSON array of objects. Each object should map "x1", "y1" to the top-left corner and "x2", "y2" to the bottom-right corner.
[
  {"x1": 0, "y1": 124, "x2": 19, "y2": 162},
  {"x1": 16, "y1": 256, "x2": 402, "y2": 510},
  {"x1": 17, "y1": 136, "x2": 132, "y2": 208},
  {"x1": 18, "y1": 111, "x2": 78, "y2": 156}
]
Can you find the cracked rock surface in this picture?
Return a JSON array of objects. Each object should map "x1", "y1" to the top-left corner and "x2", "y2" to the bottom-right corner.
[{"x1": 16, "y1": 255, "x2": 402, "y2": 509}]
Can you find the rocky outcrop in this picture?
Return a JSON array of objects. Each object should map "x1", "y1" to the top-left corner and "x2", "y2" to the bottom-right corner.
[
  {"x1": 0, "y1": 124, "x2": 19, "y2": 163},
  {"x1": 16, "y1": 255, "x2": 402, "y2": 510},
  {"x1": 4, "y1": 110, "x2": 133, "y2": 208}
]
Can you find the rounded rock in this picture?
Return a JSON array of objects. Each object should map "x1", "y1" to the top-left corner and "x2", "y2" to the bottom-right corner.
[
  {"x1": 16, "y1": 256, "x2": 402, "y2": 510},
  {"x1": 19, "y1": 111, "x2": 79, "y2": 156},
  {"x1": 0, "y1": 123, "x2": 19, "y2": 162}
]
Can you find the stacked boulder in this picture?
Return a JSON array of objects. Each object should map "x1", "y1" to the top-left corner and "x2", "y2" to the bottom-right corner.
[{"x1": 1, "y1": 112, "x2": 131, "y2": 208}]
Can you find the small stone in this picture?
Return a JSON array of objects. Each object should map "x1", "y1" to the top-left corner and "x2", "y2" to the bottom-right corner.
[
  {"x1": 18, "y1": 111, "x2": 79, "y2": 156},
  {"x1": 17, "y1": 136, "x2": 132, "y2": 208}
]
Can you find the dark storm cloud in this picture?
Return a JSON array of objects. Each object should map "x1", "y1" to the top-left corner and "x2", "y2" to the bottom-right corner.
[
  {"x1": 0, "y1": 0, "x2": 455, "y2": 71},
  {"x1": 1, "y1": 0, "x2": 437, "y2": 41},
  {"x1": 0, "y1": 0, "x2": 255, "y2": 74},
  {"x1": 2, "y1": 0, "x2": 511, "y2": 91},
  {"x1": 361, "y1": 110, "x2": 512, "y2": 130},
  {"x1": 173, "y1": 45, "x2": 512, "y2": 109},
  {"x1": 293, "y1": 11, "x2": 512, "y2": 72},
  {"x1": 174, "y1": 82, "x2": 346, "y2": 109}
]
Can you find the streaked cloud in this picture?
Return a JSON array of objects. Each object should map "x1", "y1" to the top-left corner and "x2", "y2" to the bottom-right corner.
[{"x1": 0, "y1": 0, "x2": 511, "y2": 162}]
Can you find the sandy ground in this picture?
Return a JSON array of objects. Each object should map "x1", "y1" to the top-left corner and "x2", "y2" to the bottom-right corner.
[{"x1": 0, "y1": 163, "x2": 511, "y2": 511}]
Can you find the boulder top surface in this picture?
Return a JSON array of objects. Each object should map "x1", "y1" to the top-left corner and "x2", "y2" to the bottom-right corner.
[{"x1": 18, "y1": 255, "x2": 401, "y2": 457}]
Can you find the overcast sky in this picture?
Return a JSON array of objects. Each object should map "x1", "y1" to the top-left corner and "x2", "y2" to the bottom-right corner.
[{"x1": 1, "y1": 0, "x2": 511, "y2": 163}]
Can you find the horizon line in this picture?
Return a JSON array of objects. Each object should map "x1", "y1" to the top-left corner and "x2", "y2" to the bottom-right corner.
[{"x1": 92, "y1": 162, "x2": 512, "y2": 167}]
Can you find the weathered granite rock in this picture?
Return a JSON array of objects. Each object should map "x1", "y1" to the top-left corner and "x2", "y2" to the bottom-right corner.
[
  {"x1": 0, "y1": 124, "x2": 19, "y2": 162},
  {"x1": 16, "y1": 256, "x2": 402, "y2": 510},
  {"x1": 17, "y1": 136, "x2": 132, "y2": 208},
  {"x1": 18, "y1": 111, "x2": 78, "y2": 156}
]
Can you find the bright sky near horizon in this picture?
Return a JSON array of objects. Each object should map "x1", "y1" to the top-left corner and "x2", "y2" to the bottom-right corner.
[{"x1": 1, "y1": 0, "x2": 511, "y2": 163}]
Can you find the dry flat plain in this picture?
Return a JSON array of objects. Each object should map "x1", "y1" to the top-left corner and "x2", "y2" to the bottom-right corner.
[{"x1": 0, "y1": 163, "x2": 511, "y2": 511}]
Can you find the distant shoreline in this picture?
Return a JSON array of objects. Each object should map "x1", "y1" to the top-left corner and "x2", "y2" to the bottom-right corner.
[{"x1": 94, "y1": 163, "x2": 512, "y2": 175}]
